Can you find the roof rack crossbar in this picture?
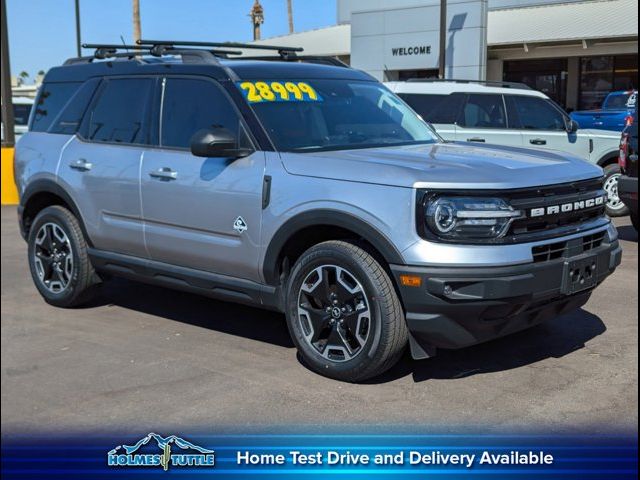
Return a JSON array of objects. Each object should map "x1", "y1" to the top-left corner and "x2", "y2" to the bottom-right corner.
[
  {"x1": 405, "y1": 78, "x2": 531, "y2": 89},
  {"x1": 81, "y1": 43, "x2": 242, "y2": 58},
  {"x1": 69, "y1": 44, "x2": 227, "y2": 65},
  {"x1": 138, "y1": 39, "x2": 304, "y2": 53}
]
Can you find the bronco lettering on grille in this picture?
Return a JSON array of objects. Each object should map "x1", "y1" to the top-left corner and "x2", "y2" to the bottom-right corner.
[{"x1": 529, "y1": 196, "x2": 606, "y2": 218}]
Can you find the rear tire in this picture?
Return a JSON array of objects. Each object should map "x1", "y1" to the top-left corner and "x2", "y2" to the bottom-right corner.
[
  {"x1": 285, "y1": 240, "x2": 408, "y2": 382},
  {"x1": 603, "y1": 164, "x2": 630, "y2": 217},
  {"x1": 27, "y1": 206, "x2": 99, "y2": 307}
]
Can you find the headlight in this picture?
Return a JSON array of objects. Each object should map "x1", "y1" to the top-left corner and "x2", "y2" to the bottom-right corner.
[{"x1": 425, "y1": 197, "x2": 523, "y2": 240}]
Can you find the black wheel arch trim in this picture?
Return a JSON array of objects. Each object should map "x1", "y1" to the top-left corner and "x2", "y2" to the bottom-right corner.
[
  {"x1": 597, "y1": 151, "x2": 621, "y2": 167},
  {"x1": 262, "y1": 209, "x2": 405, "y2": 286},
  {"x1": 19, "y1": 179, "x2": 91, "y2": 245}
]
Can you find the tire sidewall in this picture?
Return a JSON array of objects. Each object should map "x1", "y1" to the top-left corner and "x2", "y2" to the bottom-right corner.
[
  {"x1": 27, "y1": 207, "x2": 84, "y2": 306},
  {"x1": 285, "y1": 244, "x2": 390, "y2": 380}
]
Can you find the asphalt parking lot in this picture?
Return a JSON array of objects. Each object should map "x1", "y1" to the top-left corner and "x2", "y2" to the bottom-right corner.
[{"x1": 1, "y1": 206, "x2": 637, "y2": 435}]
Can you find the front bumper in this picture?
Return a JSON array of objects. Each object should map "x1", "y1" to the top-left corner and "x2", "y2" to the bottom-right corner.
[
  {"x1": 618, "y1": 175, "x2": 638, "y2": 218},
  {"x1": 391, "y1": 234, "x2": 622, "y2": 358}
]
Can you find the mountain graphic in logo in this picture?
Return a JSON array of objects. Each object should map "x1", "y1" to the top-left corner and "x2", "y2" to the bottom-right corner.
[
  {"x1": 108, "y1": 433, "x2": 215, "y2": 471},
  {"x1": 109, "y1": 433, "x2": 214, "y2": 455}
]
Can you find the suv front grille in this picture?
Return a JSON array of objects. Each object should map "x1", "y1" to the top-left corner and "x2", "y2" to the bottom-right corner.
[{"x1": 506, "y1": 178, "x2": 607, "y2": 241}]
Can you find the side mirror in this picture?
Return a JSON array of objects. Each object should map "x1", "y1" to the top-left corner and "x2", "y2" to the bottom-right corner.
[
  {"x1": 190, "y1": 127, "x2": 252, "y2": 158},
  {"x1": 566, "y1": 119, "x2": 579, "y2": 133}
]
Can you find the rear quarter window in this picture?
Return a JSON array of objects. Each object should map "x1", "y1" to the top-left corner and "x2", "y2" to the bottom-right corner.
[
  {"x1": 48, "y1": 78, "x2": 100, "y2": 135},
  {"x1": 30, "y1": 82, "x2": 82, "y2": 132}
]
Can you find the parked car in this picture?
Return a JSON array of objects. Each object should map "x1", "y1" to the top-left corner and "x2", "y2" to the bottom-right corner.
[
  {"x1": 570, "y1": 90, "x2": 637, "y2": 132},
  {"x1": 0, "y1": 96, "x2": 33, "y2": 142},
  {"x1": 15, "y1": 42, "x2": 621, "y2": 382},
  {"x1": 386, "y1": 80, "x2": 628, "y2": 217},
  {"x1": 618, "y1": 105, "x2": 638, "y2": 230}
]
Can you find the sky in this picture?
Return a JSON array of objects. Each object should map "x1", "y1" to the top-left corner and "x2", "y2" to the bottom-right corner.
[{"x1": 6, "y1": 0, "x2": 337, "y2": 81}]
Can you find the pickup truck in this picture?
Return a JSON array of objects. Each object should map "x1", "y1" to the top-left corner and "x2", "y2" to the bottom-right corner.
[{"x1": 571, "y1": 90, "x2": 637, "y2": 131}]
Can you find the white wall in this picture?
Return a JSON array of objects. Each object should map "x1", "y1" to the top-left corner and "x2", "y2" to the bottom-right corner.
[{"x1": 350, "y1": 0, "x2": 488, "y2": 81}]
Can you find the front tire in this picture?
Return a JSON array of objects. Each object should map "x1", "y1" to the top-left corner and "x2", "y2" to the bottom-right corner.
[
  {"x1": 27, "y1": 206, "x2": 99, "y2": 307},
  {"x1": 285, "y1": 241, "x2": 408, "y2": 382},
  {"x1": 603, "y1": 164, "x2": 630, "y2": 217}
]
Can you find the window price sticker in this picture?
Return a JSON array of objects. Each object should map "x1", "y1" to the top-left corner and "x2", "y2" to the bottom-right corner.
[{"x1": 238, "y1": 81, "x2": 323, "y2": 103}]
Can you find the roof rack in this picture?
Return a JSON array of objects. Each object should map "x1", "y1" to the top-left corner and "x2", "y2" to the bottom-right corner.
[
  {"x1": 64, "y1": 40, "x2": 348, "y2": 69},
  {"x1": 406, "y1": 78, "x2": 531, "y2": 90},
  {"x1": 137, "y1": 40, "x2": 350, "y2": 67}
]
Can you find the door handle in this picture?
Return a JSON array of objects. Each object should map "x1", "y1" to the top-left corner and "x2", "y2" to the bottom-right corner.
[
  {"x1": 149, "y1": 168, "x2": 178, "y2": 180},
  {"x1": 69, "y1": 158, "x2": 93, "y2": 171},
  {"x1": 467, "y1": 137, "x2": 485, "y2": 143},
  {"x1": 529, "y1": 138, "x2": 547, "y2": 146}
]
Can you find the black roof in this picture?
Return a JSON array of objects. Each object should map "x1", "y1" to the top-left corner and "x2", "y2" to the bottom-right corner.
[{"x1": 44, "y1": 58, "x2": 374, "y2": 84}]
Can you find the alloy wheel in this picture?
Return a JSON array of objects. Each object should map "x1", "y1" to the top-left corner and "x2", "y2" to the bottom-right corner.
[
  {"x1": 604, "y1": 173, "x2": 624, "y2": 212},
  {"x1": 33, "y1": 222, "x2": 74, "y2": 294},
  {"x1": 297, "y1": 265, "x2": 371, "y2": 362}
]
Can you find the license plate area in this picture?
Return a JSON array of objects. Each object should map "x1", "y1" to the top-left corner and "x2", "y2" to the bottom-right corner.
[{"x1": 562, "y1": 255, "x2": 599, "y2": 295}]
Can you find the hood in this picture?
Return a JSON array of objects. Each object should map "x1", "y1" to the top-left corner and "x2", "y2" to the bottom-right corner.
[{"x1": 281, "y1": 142, "x2": 604, "y2": 189}]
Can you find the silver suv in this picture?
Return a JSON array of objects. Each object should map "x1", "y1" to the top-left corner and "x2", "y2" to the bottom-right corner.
[{"x1": 15, "y1": 41, "x2": 622, "y2": 382}]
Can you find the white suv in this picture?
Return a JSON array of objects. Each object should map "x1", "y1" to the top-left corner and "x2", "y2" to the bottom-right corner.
[{"x1": 386, "y1": 80, "x2": 626, "y2": 216}]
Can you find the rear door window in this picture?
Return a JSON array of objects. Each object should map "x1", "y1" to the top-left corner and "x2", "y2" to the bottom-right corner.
[
  {"x1": 458, "y1": 94, "x2": 506, "y2": 129},
  {"x1": 31, "y1": 82, "x2": 81, "y2": 132},
  {"x1": 398, "y1": 93, "x2": 465, "y2": 124},
  {"x1": 83, "y1": 78, "x2": 154, "y2": 145}
]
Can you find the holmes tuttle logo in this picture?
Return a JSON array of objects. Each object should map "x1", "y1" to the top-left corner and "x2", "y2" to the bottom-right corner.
[{"x1": 108, "y1": 433, "x2": 215, "y2": 471}]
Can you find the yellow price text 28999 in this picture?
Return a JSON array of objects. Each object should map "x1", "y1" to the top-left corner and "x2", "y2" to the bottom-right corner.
[{"x1": 239, "y1": 81, "x2": 320, "y2": 103}]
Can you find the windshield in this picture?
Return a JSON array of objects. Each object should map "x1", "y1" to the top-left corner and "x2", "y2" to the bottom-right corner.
[{"x1": 238, "y1": 79, "x2": 439, "y2": 152}]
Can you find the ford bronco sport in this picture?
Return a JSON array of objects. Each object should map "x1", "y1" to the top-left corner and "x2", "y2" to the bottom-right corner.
[{"x1": 15, "y1": 41, "x2": 622, "y2": 382}]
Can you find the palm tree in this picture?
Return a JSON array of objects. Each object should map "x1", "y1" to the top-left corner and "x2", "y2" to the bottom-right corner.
[{"x1": 132, "y1": 0, "x2": 141, "y2": 44}]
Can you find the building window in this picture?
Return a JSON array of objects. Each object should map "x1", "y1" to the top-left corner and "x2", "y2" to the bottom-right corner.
[
  {"x1": 503, "y1": 59, "x2": 568, "y2": 109},
  {"x1": 396, "y1": 69, "x2": 439, "y2": 81},
  {"x1": 579, "y1": 54, "x2": 638, "y2": 110}
]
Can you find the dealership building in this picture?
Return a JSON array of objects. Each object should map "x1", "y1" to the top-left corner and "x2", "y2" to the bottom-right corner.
[{"x1": 254, "y1": 0, "x2": 638, "y2": 110}]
